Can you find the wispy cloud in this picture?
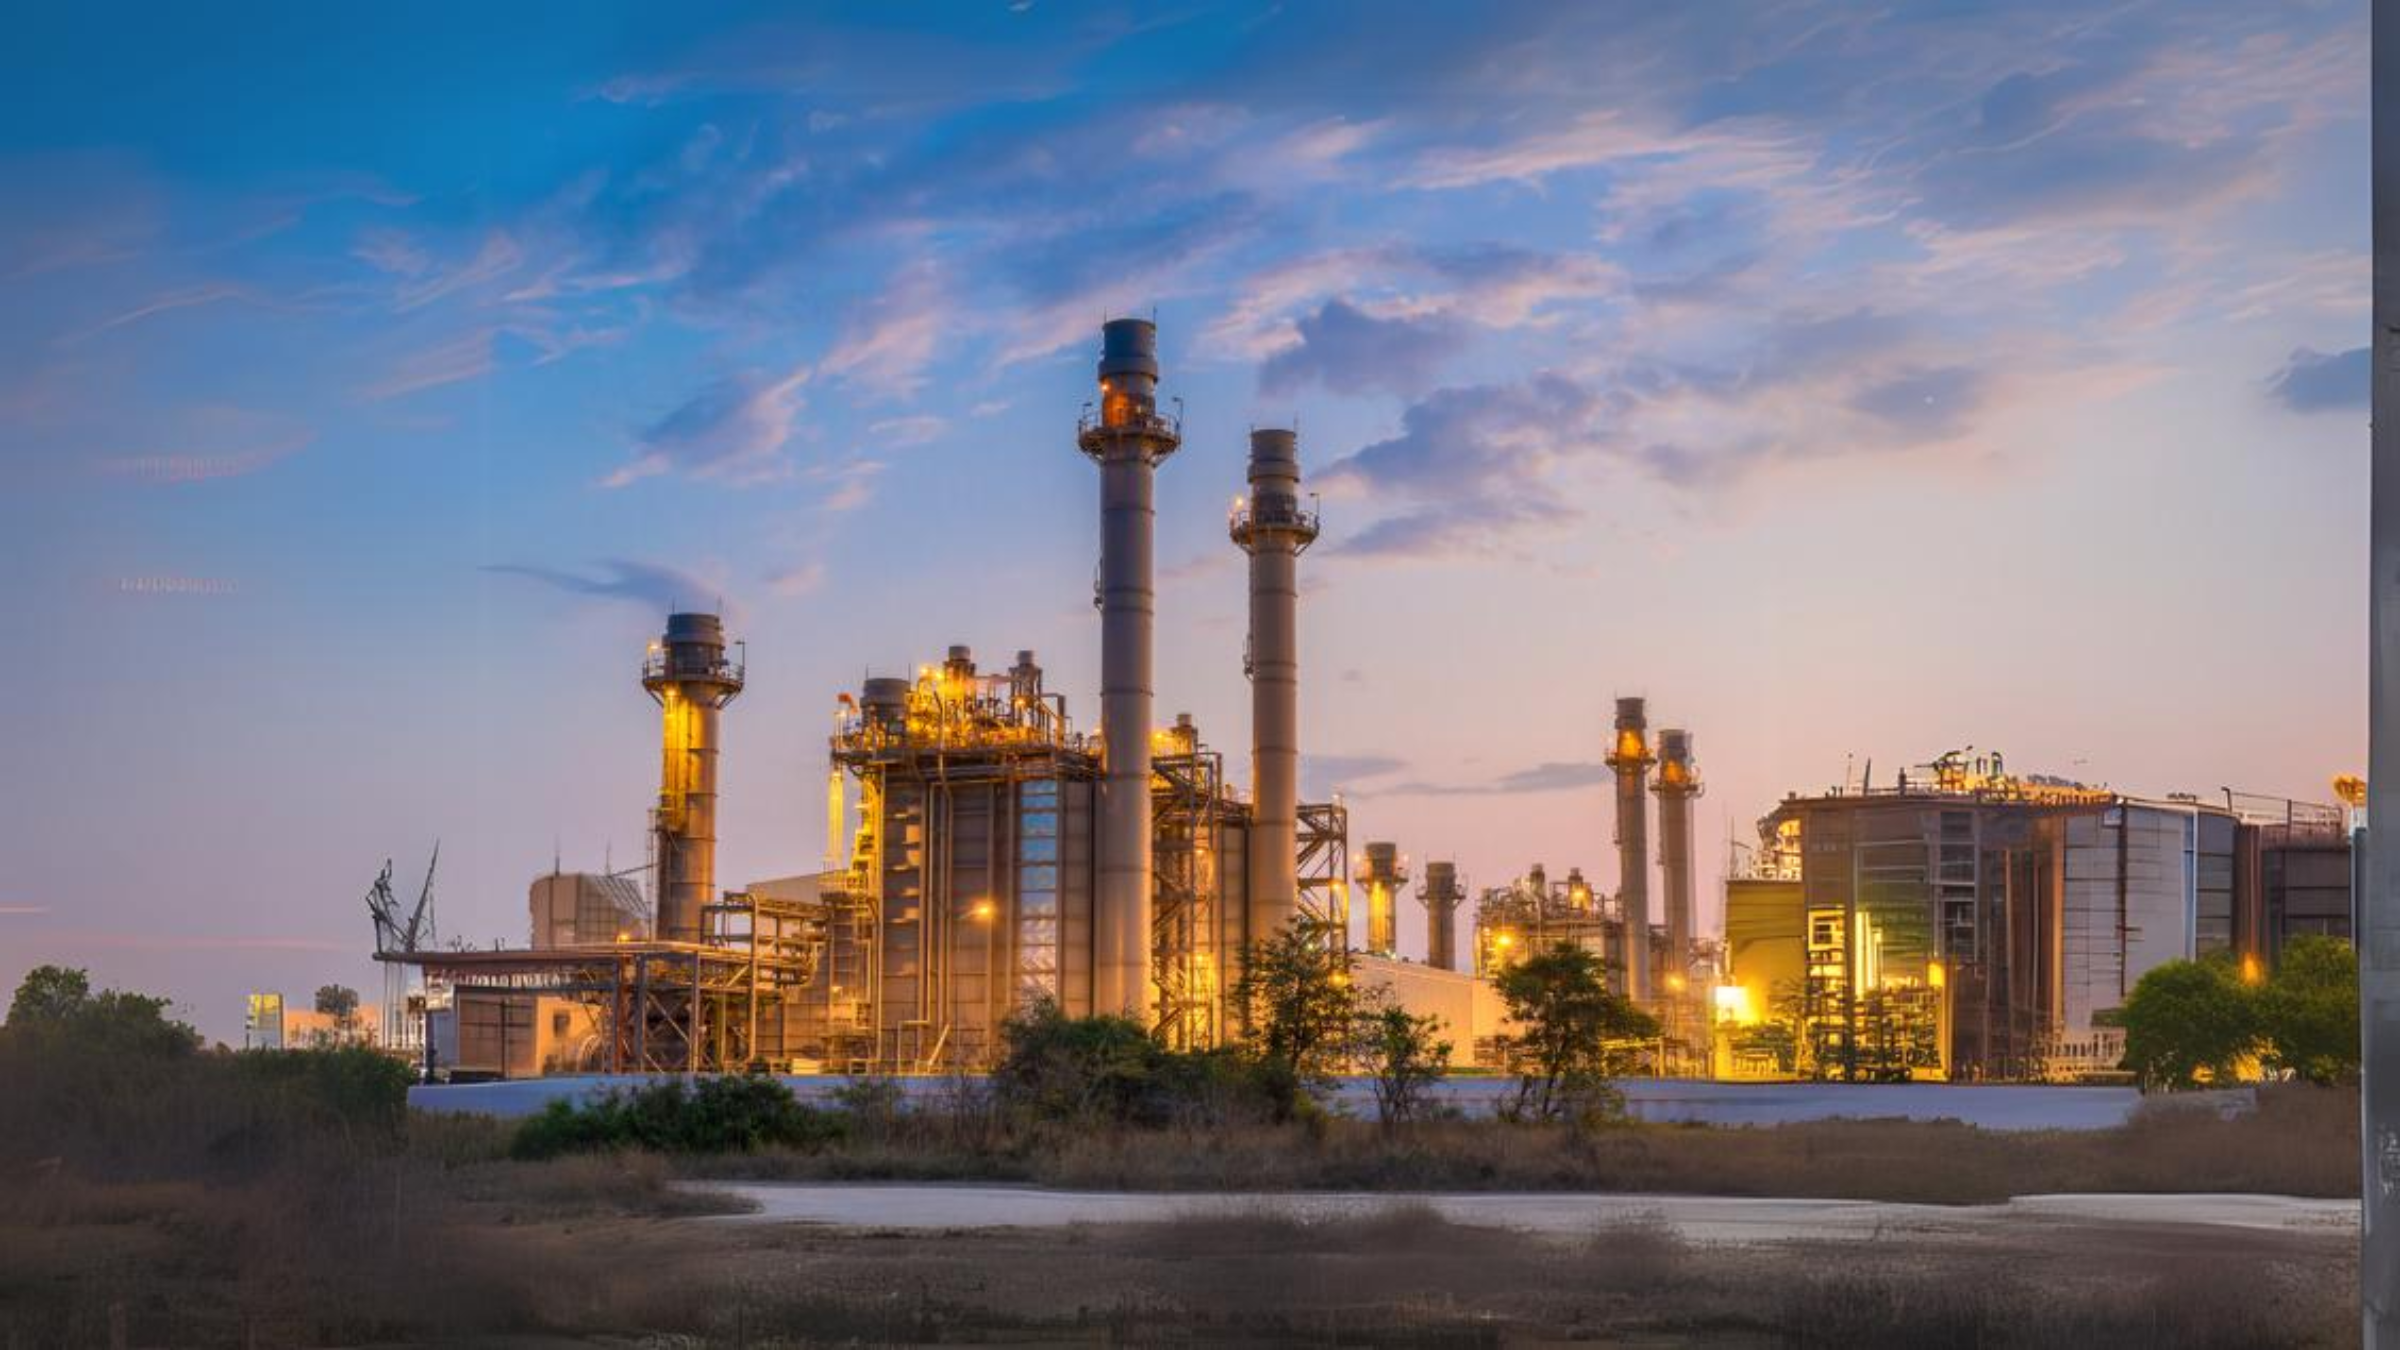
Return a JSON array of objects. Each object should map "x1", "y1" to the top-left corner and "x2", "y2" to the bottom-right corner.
[
  {"x1": 61, "y1": 284, "x2": 251, "y2": 344},
  {"x1": 1302, "y1": 753, "x2": 1409, "y2": 799},
  {"x1": 1320, "y1": 374, "x2": 1604, "y2": 559},
  {"x1": 1259, "y1": 300, "x2": 1463, "y2": 399},
  {"x1": 1380, "y1": 761, "x2": 1610, "y2": 796},
  {"x1": 818, "y1": 261, "x2": 948, "y2": 398},
  {"x1": 361, "y1": 329, "x2": 497, "y2": 401},
  {"x1": 604, "y1": 366, "x2": 809, "y2": 487},
  {"x1": 2268, "y1": 347, "x2": 2368, "y2": 414},
  {"x1": 483, "y1": 558, "x2": 729, "y2": 615},
  {"x1": 35, "y1": 929, "x2": 349, "y2": 953},
  {"x1": 96, "y1": 407, "x2": 313, "y2": 483},
  {"x1": 809, "y1": 456, "x2": 885, "y2": 514},
  {"x1": 766, "y1": 559, "x2": 826, "y2": 596}
]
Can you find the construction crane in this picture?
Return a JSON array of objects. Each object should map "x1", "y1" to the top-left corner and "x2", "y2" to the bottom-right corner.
[{"x1": 365, "y1": 845, "x2": 439, "y2": 1051}]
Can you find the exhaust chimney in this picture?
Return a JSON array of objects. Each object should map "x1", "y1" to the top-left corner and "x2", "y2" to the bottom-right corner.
[
  {"x1": 1421, "y1": 861, "x2": 1463, "y2": 971},
  {"x1": 1654, "y1": 729, "x2": 1702, "y2": 988},
  {"x1": 1358, "y1": 842, "x2": 1408, "y2": 957},
  {"x1": 643, "y1": 613, "x2": 744, "y2": 943},
  {"x1": 1078, "y1": 318, "x2": 1180, "y2": 1019},
  {"x1": 1231, "y1": 427, "x2": 1318, "y2": 947},
  {"x1": 1607, "y1": 696, "x2": 1654, "y2": 1004}
]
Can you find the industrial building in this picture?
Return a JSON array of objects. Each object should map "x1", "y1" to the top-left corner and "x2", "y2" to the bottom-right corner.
[
  {"x1": 1710, "y1": 751, "x2": 2358, "y2": 1083},
  {"x1": 385, "y1": 320, "x2": 1366, "y2": 1077},
  {"x1": 370, "y1": 313, "x2": 2360, "y2": 1092}
]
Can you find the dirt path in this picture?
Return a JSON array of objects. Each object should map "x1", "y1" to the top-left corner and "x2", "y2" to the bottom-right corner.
[{"x1": 702, "y1": 1181, "x2": 2358, "y2": 1246}]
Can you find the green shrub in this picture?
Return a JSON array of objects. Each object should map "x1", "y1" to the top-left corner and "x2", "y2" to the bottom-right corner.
[
  {"x1": 510, "y1": 1074, "x2": 844, "y2": 1159},
  {"x1": 990, "y1": 1000, "x2": 1281, "y2": 1128},
  {"x1": 2119, "y1": 957, "x2": 2257, "y2": 1089},
  {"x1": 230, "y1": 1045, "x2": 414, "y2": 1135},
  {"x1": 2257, "y1": 935, "x2": 2359, "y2": 1085}
]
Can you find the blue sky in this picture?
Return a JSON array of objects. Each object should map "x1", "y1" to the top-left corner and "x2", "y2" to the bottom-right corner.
[{"x1": 0, "y1": 1, "x2": 2367, "y2": 1042}]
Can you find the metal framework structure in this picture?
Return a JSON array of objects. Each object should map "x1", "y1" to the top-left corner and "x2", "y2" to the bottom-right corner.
[
  {"x1": 1470, "y1": 864, "x2": 1616, "y2": 979},
  {"x1": 363, "y1": 848, "x2": 439, "y2": 1052},
  {"x1": 828, "y1": 649, "x2": 1099, "y2": 1072},
  {"x1": 1295, "y1": 798, "x2": 1351, "y2": 953},
  {"x1": 1151, "y1": 717, "x2": 1233, "y2": 1049},
  {"x1": 382, "y1": 889, "x2": 827, "y2": 1073}
]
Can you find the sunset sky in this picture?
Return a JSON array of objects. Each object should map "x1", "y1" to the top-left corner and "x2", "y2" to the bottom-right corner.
[{"x1": 0, "y1": 2, "x2": 2368, "y2": 1042}]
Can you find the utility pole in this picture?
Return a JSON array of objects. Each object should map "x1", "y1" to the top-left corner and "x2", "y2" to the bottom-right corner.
[{"x1": 2367, "y1": 6, "x2": 2398, "y2": 1339}]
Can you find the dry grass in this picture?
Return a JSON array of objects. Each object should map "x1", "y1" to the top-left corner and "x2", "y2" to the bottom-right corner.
[
  {"x1": 686, "y1": 1082, "x2": 2361, "y2": 1204},
  {"x1": 0, "y1": 1161, "x2": 2354, "y2": 1347},
  {"x1": 0, "y1": 1084, "x2": 2360, "y2": 1345}
]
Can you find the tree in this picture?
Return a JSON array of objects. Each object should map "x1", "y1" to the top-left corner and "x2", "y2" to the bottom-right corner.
[
  {"x1": 988, "y1": 998, "x2": 1162, "y2": 1126},
  {"x1": 1492, "y1": 942, "x2": 1658, "y2": 1125},
  {"x1": 2119, "y1": 957, "x2": 2257, "y2": 1090},
  {"x1": 7, "y1": 965, "x2": 91, "y2": 1025},
  {"x1": 313, "y1": 984, "x2": 361, "y2": 1021},
  {"x1": 1232, "y1": 917, "x2": 1359, "y2": 1112},
  {"x1": 2258, "y1": 935, "x2": 2359, "y2": 1085},
  {"x1": 3, "y1": 965, "x2": 196, "y2": 1059},
  {"x1": 1352, "y1": 1001, "x2": 1450, "y2": 1131}
]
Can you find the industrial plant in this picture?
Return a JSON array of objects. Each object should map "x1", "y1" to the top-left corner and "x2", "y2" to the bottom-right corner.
[{"x1": 368, "y1": 320, "x2": 2360, "y2": 1086}]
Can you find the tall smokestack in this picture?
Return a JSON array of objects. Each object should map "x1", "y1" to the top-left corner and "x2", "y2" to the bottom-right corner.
[
  {"x1": 1358, "y1": 842, "x2": 1407, "y2": 957},
  {"x1": 1079, "y1": 319, "x2": 1180, "y2": 1019},
  {"x1": 1607, "y1": 696, "x2": 1654, "y2": 1003},
  {"x1": 643, "y1": 613, "x2": 744, "y2": 943},
  {"x1": 1421, "y1": 861, "x2": 1463, "y2": 971},
  {"x1": 1654, "y1": 729, "x2": 1702, "y2": 985},
  {"x1": 1231, "y1": 427, "x2": 1318, "y2": 946}
]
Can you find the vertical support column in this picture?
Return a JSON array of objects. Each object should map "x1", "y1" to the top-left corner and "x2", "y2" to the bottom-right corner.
[
  {"x1": 1079, "y1": 319, "x2": 1180, "y2": 1020},
  {"x1": 2363, "y1": 21, "x2": 2397, "y2": 1339}
]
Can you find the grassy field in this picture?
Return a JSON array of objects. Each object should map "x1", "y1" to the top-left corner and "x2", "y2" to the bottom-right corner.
[
  {"x1": 0, "y1": 1084, "x2": 2362, "y2": 1346},
  {"x1": 3, "y1": 1163, "x2": 2352, "y2": 1347},
  {"x1": 681, "y1": 1080, "x2": 2361, "y2": 1203}
]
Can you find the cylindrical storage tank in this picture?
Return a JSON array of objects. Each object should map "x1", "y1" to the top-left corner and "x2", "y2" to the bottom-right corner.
[
  {"x1": 1078, "y1": 318, "x2": 1181, "y2": 1020},
  {"x1": 861, "y1": 677, "x2": 910, "y2": 733},
  {"x1": 643, "y1": 613, "x2": 744, "y2": 943},
  {"x1": 1565, "y1": 867, "x2": 1594, "y2": 911},
  {"x1": 1607, "y1": 696, "x2": 1654, "y2": 1004}
]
